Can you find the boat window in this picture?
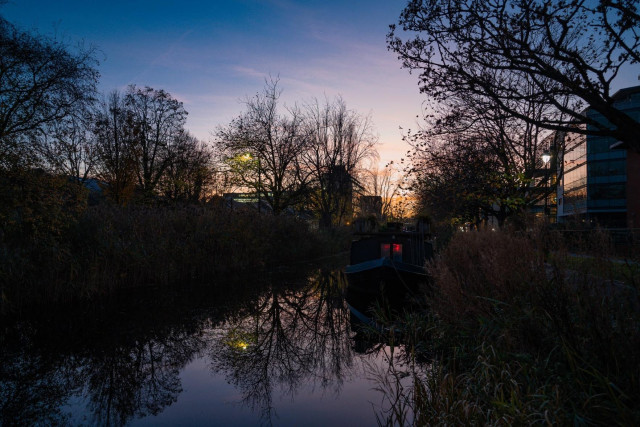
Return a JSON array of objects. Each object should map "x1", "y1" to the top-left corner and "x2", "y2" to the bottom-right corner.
[
  {"x1": 381, "y1": 243, "x2": 403, "y2": 261},
  {"x1": 381, "y1": 243, "x2": 391, "y2": 258},
  {"x1": 392, "y1": 244, "x2": 402, "y2": 261}
]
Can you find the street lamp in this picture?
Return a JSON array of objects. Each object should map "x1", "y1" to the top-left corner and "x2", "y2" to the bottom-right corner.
[{"x1": 541, "y1": 150, "x2": 551, "y2": 220}]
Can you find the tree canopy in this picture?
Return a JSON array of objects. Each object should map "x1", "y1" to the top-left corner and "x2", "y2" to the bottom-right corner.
[
  {"x1": 302, "y1": 96, "x2": 378, "y2": 227},
  {"x1": 388, "y1": 0, "x2": 640, "y2": 151},
  {"x1": 0, "y1": 16, "x2": 99, "y2": 168},
  {"x1": 216, "y1": 79, "x2": 310, "y2": 215},
  {"x1": 216, "y1": 81, "x2": 379, "y2": 223}
]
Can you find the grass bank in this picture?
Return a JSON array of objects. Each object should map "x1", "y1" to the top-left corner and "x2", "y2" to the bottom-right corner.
[{"x1": 379, "y1": 229, "x2": 640, "y2": 425}]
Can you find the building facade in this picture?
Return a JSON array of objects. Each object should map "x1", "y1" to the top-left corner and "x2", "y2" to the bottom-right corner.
[{"x1": 557, "y1": 85, "x2": 640, "y2": 227}]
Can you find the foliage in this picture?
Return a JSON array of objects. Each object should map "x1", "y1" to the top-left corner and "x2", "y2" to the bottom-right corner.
[
  {"x1": 404, "y1": 76, "x2": 561, "y2": 228},
  {"x1": 388, "y1": 0, "x2": 640, "y2": 152},
  {"x1": 378, "y1": 229, "x2": 640, "y2": 425},
  {"x1": 0, "y1": 168, "x2": 88, "y2": 308},
  {"x1": 0, "y1": 169, "x2": 88, "y2": 244},
  {"x1": 302, "y1": 96, "x2": 378, "y2": 227},
  {"x1": 93, "y1": 91, "x2": 139, "y2": 204},
  {"x1": 0, "y1": 197, "x2": 346, "y2": 313},
  {"x1": 0, "y1": 16, "x2": 99, "y2": 169},
  {"x1": 409, "y1": 132, "x2": 512, "y2": 227},
  {"x1": 215, "y1": 78, "x2": 310, "y2": 215}
]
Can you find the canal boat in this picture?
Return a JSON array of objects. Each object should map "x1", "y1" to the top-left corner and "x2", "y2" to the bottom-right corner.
[{"x1": 345, "y1": 220, "x2": 433, "y2": 294}]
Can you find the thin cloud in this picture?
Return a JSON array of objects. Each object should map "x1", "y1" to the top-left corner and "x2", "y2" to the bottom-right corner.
[{"x1": 232, "y1": 66, "x2": 269, "y2": 80}]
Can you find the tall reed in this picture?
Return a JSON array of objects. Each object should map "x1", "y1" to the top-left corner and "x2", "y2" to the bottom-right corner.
[
  {"x1": 1, "y1": 197, "x2": 345, "y2": 313},
  {"x1": 377, "y1": 229, "x2": 640, "y2": 425}
]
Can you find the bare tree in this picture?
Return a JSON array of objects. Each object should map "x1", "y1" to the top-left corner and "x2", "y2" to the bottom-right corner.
[
  {"x1": 302, "y1": 96, "x2": 378, "y2": 227},
  {"x1": 160, "y1": 132, "x2": 215, "y2": 202},
  {"x1": 388, "y1": 0, "x2": 640, "y2": 151},
  {"x1": 409, "y1": 132, "x2": 501, "y2": 227},
  {"x1": 406, "y1": 91, "x2": 555, "y2": 227},
  {"x1": 93, "y1": 91, "x2": 138, "y2": 205},
  {"x1": 0, "y1": 16, "x2": 98, "y2": 168},
  {"x1": 125, "y1": 85, "x2": 188, "y2": 198},
  {"x1": 39, "y1": 108, "x2": 97, "y2": 184},
  {"x1": 358, "y1": 165, "x2": 403, "y2": 221},
  {"x1": 207, "y1": 148, "x2": 235, "y2": 198},
  {"x1": 216, "y1": 78, "x2": 309, "y2": 215}
]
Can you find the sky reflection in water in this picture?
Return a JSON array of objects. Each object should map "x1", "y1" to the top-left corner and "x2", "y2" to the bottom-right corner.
[{"x1": 1, "y1": 268, "x2": 414, "y2": 426}]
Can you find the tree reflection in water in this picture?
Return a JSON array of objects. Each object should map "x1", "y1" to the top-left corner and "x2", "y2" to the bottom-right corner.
[
  {"x1": 0, "y1": 284, "x2": 256, "y2": 426},
  {"x1": 209, "y1": 269, "x2": 358, "y2": 424},
  {"x1": 78, "y1": 327, "x2": 206, "y2": 426},
  {"x1": 0, "y1": 342, "x2": 76, "y2": 425},
  {"x1": 0, "y1": 266, "x2": 410, "y2": 425}
]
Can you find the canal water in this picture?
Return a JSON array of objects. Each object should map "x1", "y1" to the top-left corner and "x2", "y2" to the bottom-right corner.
[{"x1": 0, "y1": 267, "x2": 415, "y2": 426}]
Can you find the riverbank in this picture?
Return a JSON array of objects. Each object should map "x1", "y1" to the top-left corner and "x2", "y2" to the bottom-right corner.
[
  {"x1": 0, "y1": 192, "x2": 350, "y2": 314},
  {"x1": 380, "y1": 229, "x2": 640, "y2": 425}
]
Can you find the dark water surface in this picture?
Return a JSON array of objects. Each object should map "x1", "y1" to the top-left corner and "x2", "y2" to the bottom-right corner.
[{"x1": 0, "y1": 267, "x2": 413, "y2": 426}]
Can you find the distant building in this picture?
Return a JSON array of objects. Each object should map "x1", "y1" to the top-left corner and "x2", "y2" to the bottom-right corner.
[
  {"x1": 556, "y1": 85, "x2": 640, "y2": 227},
  {"x1": 610, "y1": 140, "x2": 640, "y2": 228},
  {"x1": 223, "y1": 192, "x2": 271, "y2": 213}
]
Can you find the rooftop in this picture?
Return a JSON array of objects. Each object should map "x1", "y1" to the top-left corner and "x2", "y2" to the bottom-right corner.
[{"x1": 611, "y1": 85, "x2": 640, "y2": 102}]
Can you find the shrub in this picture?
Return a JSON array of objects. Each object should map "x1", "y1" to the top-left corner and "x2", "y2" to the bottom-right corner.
[
  {"x1": 1, "y1": 198, "x2": 343, "y2": 313},
  {"x1": 380, "y1": 229, "x2": 640, "y2": 425}
]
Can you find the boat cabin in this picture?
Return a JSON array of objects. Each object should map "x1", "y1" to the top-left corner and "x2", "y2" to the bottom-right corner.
[{"x1": 349, "y1": 231, "x2": 432, "y2": 266}]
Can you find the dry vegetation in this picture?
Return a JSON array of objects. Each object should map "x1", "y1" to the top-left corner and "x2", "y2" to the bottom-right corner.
[
  {"x1": 0, "y1": 172, "x2": 348, "y2": 314},
  {"x1": 378, "y1": 229, "x2": 640, "y2": 425}
]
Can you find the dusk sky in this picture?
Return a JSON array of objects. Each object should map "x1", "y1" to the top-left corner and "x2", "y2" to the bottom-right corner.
[
  {"x1": 3, "y1": 0, "x2": 429, "y2": 166},
  {"x1": 3, "y1": 0, "x2": 639, "y2": 166}
]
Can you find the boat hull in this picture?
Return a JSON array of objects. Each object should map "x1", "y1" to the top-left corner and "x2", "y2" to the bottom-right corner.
[{"x1": 344, "y1": 258, "x2": 427, "y2": 295}]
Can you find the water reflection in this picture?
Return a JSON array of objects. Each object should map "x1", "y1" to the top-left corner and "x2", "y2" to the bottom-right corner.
[
  {"x1": 0, "y1": 268, "x2": 410, "y2": 426},
  {"x1": 78, "y1": 325, "x2": 205, "y2": 425},
  {"x1": 208, "y1": 269, "x2": 353, "y2": 423}
]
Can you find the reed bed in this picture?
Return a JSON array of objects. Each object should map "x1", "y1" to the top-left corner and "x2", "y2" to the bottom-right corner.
[
  {"x1": 377, "y1": 229, "x2": 640, "y2": 426},
  {"x1": 0, "y1": 175, "x2": 346, "y2": 313}
]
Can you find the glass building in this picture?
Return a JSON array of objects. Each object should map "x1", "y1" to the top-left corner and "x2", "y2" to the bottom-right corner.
[{"x1": 557, "y1": 85, "x2": 640, "y2": 227}]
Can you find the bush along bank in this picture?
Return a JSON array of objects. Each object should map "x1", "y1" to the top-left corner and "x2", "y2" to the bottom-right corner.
[
  {"x1": 378, "y1": 229, "x2": 640, "y2": 425},
  {"x1": 0, "y1": 178, "x2": 348, "y2": 313}
]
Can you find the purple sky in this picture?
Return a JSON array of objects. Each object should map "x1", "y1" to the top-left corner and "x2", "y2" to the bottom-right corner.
[{"x1": 3, "y1": 0, "x2": 639, "y2": 166}]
